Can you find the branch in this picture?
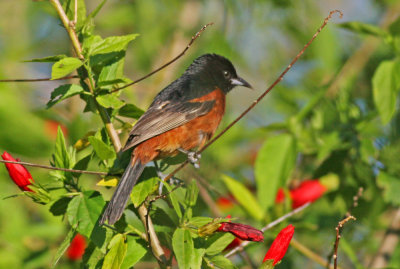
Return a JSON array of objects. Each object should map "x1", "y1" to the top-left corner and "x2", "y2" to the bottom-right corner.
[
  {"x1": 163, "y1": 10, "x2": 343, "y2": 183},
  {"x1": 333, "y1": 215, "x2": 356, "y2": 269},
  {"x1": 49, "y1": 0, "x2": 122, "y2": 152},
  {"x1": 0, "y1": 75, "x2": 79, "y2": 83},
  {"x1": 225, "y1": 202, "x2": 310, "y2": 258},
  {"x1": 0, "y1": 159, "x2": 107, "y2": 175},
  {"x1": 326, "y1": 187, "x2": 363, "y2": 268},
  {"x1": 110, "y1": 23, "x2": 213, "y2": 94}
]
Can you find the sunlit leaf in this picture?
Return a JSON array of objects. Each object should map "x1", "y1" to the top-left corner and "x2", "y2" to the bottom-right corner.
[
  {"x1": 222, "y1": 175, "x2": 264, "y2": 221},
  {"x1": 47, "y1": 84, "x2": 84, "y2": 108},
  {"x1": 172, "y1": 228, "x2": 194, "y2": 269},
  {"x1": 372, "y1": 60, "x2": 400, "y2": 124},
  {"x1": 51, "y1": 57, "x2": 83, "y2": 80},
  {"x1": 255, "y1": 134, "x2": 296, "y2": 211},
  {"x1": 102, "y1": 234, "x2": 127, "y2": 269}
]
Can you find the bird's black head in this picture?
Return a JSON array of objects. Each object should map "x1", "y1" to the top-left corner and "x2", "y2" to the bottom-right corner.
[{"x1": 185, "y1": 54, "x2": 252, "y2": 94}]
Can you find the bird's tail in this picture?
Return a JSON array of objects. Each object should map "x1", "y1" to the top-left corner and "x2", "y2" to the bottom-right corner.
[{"x1": 99, "y1": 159, "x2": 145, "y2": 225}]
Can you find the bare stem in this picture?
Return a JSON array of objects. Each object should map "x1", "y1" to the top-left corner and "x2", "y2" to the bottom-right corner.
[
  {"x1": 163, "y1": 10, "x2": 343, "y2": 183},
  {"x1": 0, "y1": 159, "x2": 107, "y2": 175},
  {"x1": 333, "y1": 216, "x2": 356, "y2": 269},
  {"x1": 0, "y1": 75, "x2": 78, "y2": 83},
  {"x1": 110, "y1": 23, "x2": 213, "y2": 94}
]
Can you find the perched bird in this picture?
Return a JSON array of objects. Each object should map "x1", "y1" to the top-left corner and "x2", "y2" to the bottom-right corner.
[{"x1": 100, "y1": 54, "x2": 252, "y2": 225}]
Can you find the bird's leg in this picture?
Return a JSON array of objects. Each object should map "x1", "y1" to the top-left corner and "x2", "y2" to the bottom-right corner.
[
  {"x1": 178, "y1": 148, "x2": 201, "y2": 169},
  {"x1": 153, "y1": 161, "x2": 182, "y2": 195}
]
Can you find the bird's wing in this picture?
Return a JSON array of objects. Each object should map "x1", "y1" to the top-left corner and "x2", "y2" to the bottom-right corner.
[{"x1": 122, "y1": 100, "x2": 215, "y2": 151}]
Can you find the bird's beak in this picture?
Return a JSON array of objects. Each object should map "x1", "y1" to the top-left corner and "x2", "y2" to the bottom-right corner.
[{"x1": 230, "y1": 77, "x2": 253, "y2": 89}]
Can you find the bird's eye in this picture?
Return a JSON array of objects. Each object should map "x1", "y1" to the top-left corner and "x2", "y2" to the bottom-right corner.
[{"x1": 223, "y1": 71, "x2": 230, "y2": 78}]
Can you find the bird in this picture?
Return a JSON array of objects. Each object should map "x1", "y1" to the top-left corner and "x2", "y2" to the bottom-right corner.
[{"x1": 100, "y1": 53, "x2": 252, "y2": 225}]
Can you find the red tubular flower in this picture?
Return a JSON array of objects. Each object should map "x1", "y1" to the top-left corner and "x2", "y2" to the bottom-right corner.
[
  {"x1": 290, "y1": 180, "x2": 326, "y2": 209},
  {"x1": 45, "y1": 120, "x2": 68, "y2": 140},
  {"x1": 274, "y1": 180, "x2": 326, "y2": 209},
  {"x1": 217, "y1": 222, "x2": 264, "y2": 242},
  {"x1": 263, "y1": 224, "x2": 295, "y2": 265},
  {"x1": 67, "y1": 234, "x2": 86, "y2": 260},
  {"x1": 1, "y1": 151, "x2": 34, "y2": 192}
]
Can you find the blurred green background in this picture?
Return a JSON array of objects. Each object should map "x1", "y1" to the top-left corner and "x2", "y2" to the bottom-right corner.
[{"x1": 1, "y1": 0, "x2": 400, "y2": 268}]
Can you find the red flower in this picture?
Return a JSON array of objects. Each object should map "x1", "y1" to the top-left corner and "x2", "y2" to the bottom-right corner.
[
  {"x1": 275, "y1": 188, "x2": 285, "y2": 203},
  {"x1": 45, "y1": 120, "x2": 68, "y2": 140},
  {"x1": 217, "y1": 222, "x2": 264, "y2": 242},
  {"x1": 290, "y1": 180, "x2": 326, "y2": 208},
  {"x1": 263, "y1": 224, "x2": 295, "y2": 265},
  {"x1": 216, "y1": 196, "x2": 235, "y2": 211},
  {"x1": 67, "y1": 234, "x2": 86, "y2": 260},
  {"x1": 275, "y1": 180, "x2": 326, "y2": 209},
  {"x1": 1, "y1": 151, "x2": 34, "y2": 192}
]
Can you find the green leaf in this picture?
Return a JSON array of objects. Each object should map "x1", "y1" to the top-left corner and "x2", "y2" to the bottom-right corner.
[
  {"x1": 102, "y1": 234, "x2": 127, "y2": 269},
  {"x1": 47, "y1": 84, "x2": 84, "y2": 108},
  {"x1": 172, "y1": 228, "x2": 194, "y2": 269},
  {"x1": 372, "y1": 60, "x2": 400, "y2": 124},
  {"x1": 120, "y1": 238, "x2": 147, "y2": 269},
  {"x1": 164, "y1": 181, "x2": 183, "y2": 219},
  {"x1": 205, "y1": 233, "x2": 235, "y2": 256},
  {"x1": 377, "y1": 172, "x2": 400, "y2": 206},
  {"x1": 88, "y1": 136, "x2": 116, "y2": 160},
  {"x1": 54, "y1": 127, "x2": 71, "y2": 169},
  {"x1": 62, "y1": 0, "x2": 87, "y2": 31},
  {"x1": 96, "y1": 94, "x2": 125, "y2": 109},
  {"x1": 118, "y1": 103, "x2": 144, "y2": 119},
  {"x1": 130, "y1": 168, "x2": 158, "y2": 207},
  {"x1": 67, "y1": 191, "x2": 107, "y2": 247},
  {"x1": 185, "y1": 180, "x2": 199, "y2": 207},
  {"x1": 51, "y1": 57, "x2": 83, "y2": 80},
  {"x1": 255, "y1": 134, "x2": 296, "y2": 211},
  {"x1": 50, "y1": 197, "x2": 72, "y2": 216},
  {"x1": 207, "y1": 255, "x2": 237, "y2": 269},
  {"x1": 338, "y1": 21, "x2": 388, "y2": 37},
  {"x1": 191, "y1": 248, "x2": 205, "y2": 269},
  {"x1": 188, "y1": 216, "x2": 214, "y2": 227},
  {"x1": 51, "y1": 227, "x2": 77, "y2": 268},
  {"x1": 91, "y1": 34, "x2": 139, "y2": 55},
  {"x1": 25, "y1": 55, "x2": 67, "y2": 63},
  {"x1": 222, "y1": 175, "x2": 264, "y2": 221},
  {"x1": 82, "y1": 229, "x2": 113, "y2": 269}
]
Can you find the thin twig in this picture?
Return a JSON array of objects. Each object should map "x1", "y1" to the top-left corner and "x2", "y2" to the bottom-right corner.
[
  {"x1": 225, "y1": 202, "x2": 310, "y2": 258},
  {"x1": 110, "y1": 23, "x2": 214, "y2": 94},
  {"x1": 0, "y1": 75, "x2": 79, "y2": 83},
  {"x1": 333, "y1": 215, "x2": 356, "y2": 269},
  {"x1": 0, "y1": 159, "x2": 107, "y2": 175},
  {"x1": 163, "y1": 10, "x2": 343, "y2": 183},
  {"x1": 326, "y1": 187, "x2": 363, "y2": 267}
]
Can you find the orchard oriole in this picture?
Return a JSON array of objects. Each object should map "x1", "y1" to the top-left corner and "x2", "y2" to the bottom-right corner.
[{"x1": 100, "y1": 54, "x2": 252, "y2": 225}]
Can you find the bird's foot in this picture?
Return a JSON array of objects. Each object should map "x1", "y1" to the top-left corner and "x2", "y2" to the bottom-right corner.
[
  {"x1": 179, "y1": 149, "x2": 201, "y2": 168},
  {"x1": 156, "y1": 170, "x2": 182, "y2": 195}
]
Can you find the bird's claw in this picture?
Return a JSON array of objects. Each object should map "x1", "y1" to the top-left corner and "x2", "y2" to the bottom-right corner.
[{"x1": 188, "y1": 151, "x2": 201, "y2": 169}]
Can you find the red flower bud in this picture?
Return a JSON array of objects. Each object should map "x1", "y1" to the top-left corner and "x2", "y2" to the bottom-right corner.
[
  {"x1": 290, "y1": 180, "x2": 326, "y2": 209},
  {"x1": 216, "y1": 196, "x2": 235, "y2": 211},
  {"x1": 66, "y1": 234, "x2": 86, "y2": 260},
  {"x1": 274, "y1": 180, "x2": 326, "y2": 209},
  {"x1": 217, "y1": 222, "x2": 264, "y2": 242},
  {"x1": 1, "y1": 151, "x2": 34, "y2": 192},
  {"x1": 263, "y1": 224, "x2": 295, "y2": 265},
  {"x1": 275, "y1": 188, "x2": 285, "y2": 203},
  {"x1": 45, "y1": 120, "x2": 68, "y2": 140}
]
